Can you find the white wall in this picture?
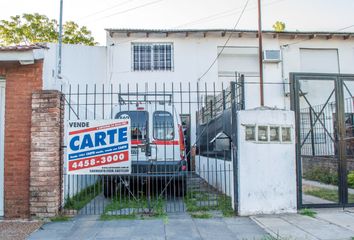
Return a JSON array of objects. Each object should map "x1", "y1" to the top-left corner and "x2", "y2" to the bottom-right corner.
[
  {"x1": 195, "y1": 155, "x2": 234, "y2": 206},
  {"x1": 237, "y1": 109, "x2": 297, "y2": 215},
  {"x1": 42, "y1": 43, "x2": 107, "y2": 91}
]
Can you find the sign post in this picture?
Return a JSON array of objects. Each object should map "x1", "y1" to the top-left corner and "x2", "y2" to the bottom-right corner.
[{"x1": 66, "y1": 119, "x2": 131, "y2": 175}]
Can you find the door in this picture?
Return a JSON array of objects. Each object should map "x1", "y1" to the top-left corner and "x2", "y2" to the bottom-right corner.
[
  {"x1": 0, "y1": 78, "x2": 5, "y2": 216},
  {"x1": 291, "y1": 73, "x2": 354, "y2": 208}
]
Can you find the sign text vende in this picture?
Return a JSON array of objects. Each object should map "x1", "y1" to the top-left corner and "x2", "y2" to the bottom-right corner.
[{"x1": 66, "y1": 120, "x2": 131, "y2": 175}]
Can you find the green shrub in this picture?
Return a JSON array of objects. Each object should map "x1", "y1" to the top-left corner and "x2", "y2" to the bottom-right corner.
[
  {"x1": 348, "y1": 171, "x2": 354, "y2": 189},
  {"x1": 303, "y1": 167, "x2": 338, "y2": 185}
]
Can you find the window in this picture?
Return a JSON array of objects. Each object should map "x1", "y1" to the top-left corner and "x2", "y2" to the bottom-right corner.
[
  {"x1": 270, "y1": 126, "x2": 280, "y2": 142},
  {"x1": 115, "y1": 111, "x2": 148, "y2": 141},
  {"x1": 245, "y1": 126, "x2": 256, "y2": 141},
  {"x1": 132, "y1": 43, "x2": 173, "y2": 71},
  {"x1": 258, "y1": 126, "x2": 268, "y2": 142},
  {"x1": 282, "y1": 127, "x2": 291, "y2": 142},
  {"x1": 153, "y1": 111, "x2": 174, "y2": 140}
]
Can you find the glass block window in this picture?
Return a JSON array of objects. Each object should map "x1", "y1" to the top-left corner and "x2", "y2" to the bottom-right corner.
[{"x1": 132, "y1": 43, "x2": 173, "y2": 71}]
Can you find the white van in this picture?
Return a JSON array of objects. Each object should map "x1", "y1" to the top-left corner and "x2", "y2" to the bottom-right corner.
[{"x1": 103, "y1": 93, "x2": 187, "y2": 197}]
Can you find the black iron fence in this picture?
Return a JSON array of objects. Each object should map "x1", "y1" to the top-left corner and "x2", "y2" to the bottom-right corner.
[{"x1": 60, "y1": 76, "x2": 244, "y2": 217}]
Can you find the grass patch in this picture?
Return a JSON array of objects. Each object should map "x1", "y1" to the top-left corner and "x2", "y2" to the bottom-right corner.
[
  {"x1": 190, "y1": 211, "x2": 212, "y2": 219},
  {"x1": 303, "y1": 185, "x2": 354, "y2": 203},
  {"x1": 299, "y1": 208, "x2": 317, "y2": 218},
  {"x1": 50, "y1": 215, "x2": 72, "y2": 222},
  {"x1": 101, "y1": 195, "x2": 166, "y2": 220},
  {"x1": 64, "y1": 180, "x2": 102, "y2": 211},
  {"x1": 185, "y1": 191, "x2": 234, "y2": 217}
]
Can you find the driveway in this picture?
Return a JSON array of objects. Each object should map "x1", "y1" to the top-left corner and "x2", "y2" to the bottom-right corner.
[{"x1": 27, "y1": 214, "x2": 269, "y2": 240}]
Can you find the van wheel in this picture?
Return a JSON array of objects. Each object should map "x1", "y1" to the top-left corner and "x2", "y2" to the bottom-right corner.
[{"x1": 103, "y1": 178, "x2": 116, "y2": 198}]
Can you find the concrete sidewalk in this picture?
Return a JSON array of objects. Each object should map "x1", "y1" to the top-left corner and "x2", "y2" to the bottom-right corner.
[
  {"x1": 27, "y1": 214, "x2": 269, "y2": 240},
  {"x1": 27, "y1": 208, "x2": 354, "y2": 240},
  {"x1": 253, "y1": 208, "x2": 354, "y2": 240}
]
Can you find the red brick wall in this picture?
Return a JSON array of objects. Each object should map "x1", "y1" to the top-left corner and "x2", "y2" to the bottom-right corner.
[
  {"x1": 30, "y1": 90, "x2": 63, "y2": 218},
  {"x1": 0, "y1": 61, "x2": 43, "y2": 218}
]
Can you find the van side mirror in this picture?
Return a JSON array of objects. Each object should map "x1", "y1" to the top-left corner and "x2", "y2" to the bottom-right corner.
[{"x1": 210, "y1": 132, "x2": 231, "y2": 152}]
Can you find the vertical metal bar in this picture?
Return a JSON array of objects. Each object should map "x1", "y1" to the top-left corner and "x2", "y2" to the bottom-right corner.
[
  {"x1": 85, "y1": 84, "x2": 88, "y2": 120},
  {"x1": 163, "y1": 83, "x2": 167, "y2": 211},
  {"x1": 230, "y1": 81, "x2": 238, "y2": 212},
  {"x1": 309, "y1": 109, "x2": 316, "y2": 156},
  {"x1": 290, "y1": 73, "x2": 302, "y2": 209},
  {"x1": 196, "y1": 81, "x2": 201, "y2": 202},
  {"x1": 57, "y1": 0, "x2": 63, "y2": 77},
  {"x1": 335, "y1": 76, "x2": 347, "y2": 205},
  {"x1": 241, "y1": 74, "x2": 245, "y2": 110},
  {"x1": 205, "y1": 82, "x2": 210, "y2": 207}
]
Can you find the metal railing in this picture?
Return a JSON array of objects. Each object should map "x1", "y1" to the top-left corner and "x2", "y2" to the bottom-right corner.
[{"x1": 60, "y1": 79, "x2": 244, "y2": 217}]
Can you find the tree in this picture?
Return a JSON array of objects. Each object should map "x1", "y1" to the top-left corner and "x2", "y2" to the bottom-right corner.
[
  {"x1": 0, "y1": 13, "x2": 96, "y2": 46},
  {"x1": 272, "y1": 21, "x2": 286, "y2": 32}
]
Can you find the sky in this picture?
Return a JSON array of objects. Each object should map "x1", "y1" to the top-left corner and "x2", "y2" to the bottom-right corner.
[{"x1": 1, "y1": 0, "x2": 354, "y2": 45}]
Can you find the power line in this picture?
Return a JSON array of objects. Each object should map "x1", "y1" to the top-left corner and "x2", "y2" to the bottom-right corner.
[
  {"x1": 282, "y1": 24, "x2": 354, "y2": 47},
  {"x1": 176, "y1": 0, "x2": 286, "y2": 29},
  {"x1": 337, "y1": 24, "x2": 354, "y2": 32},
  {"x1": 197, "y1": 0, "x2": 251, "y2": 82},
  {"x1": 79, "y1": 0, "x2": 134, "y2": 21},
  {"x1": 93, "y1": 0, "x2": 165, "y2": 22}
]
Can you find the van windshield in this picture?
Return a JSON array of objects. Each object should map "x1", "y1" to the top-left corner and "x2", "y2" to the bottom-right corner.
[
  {"x1": 115, "y1": 111, "x2": 148, "y2": 141},
  {"x1": 153, "y1": 111, "x2": 174, "y2": 140}
]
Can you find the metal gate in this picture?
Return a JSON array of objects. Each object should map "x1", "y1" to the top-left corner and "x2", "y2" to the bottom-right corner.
[
  {"x1": 291, "y1": 73, "x2": 354, "y2": 208},
  {"x1": 61, "y1": 76, "x2": 244, "y2": 217}
]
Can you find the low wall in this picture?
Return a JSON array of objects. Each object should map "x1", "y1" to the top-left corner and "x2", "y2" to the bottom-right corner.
[
  {"x1": 195, "y1": 155, "x2": 234, "y2": 200},
  {"x1": 237, "y1": 109, "x2": 297, "y2": 216},
  {"x1": 302, "y1": 156, "x2": 354, "y2": 174}
]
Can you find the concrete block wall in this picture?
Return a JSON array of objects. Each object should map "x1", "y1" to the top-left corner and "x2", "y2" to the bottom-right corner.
[{"x1": 30, "y1": 90, "x2": 64, "y2": 218}]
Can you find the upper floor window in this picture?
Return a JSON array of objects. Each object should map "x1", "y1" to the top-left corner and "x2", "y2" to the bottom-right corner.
[{"x1": 132, "y1": 43, "x2": 173, "y2": 71}]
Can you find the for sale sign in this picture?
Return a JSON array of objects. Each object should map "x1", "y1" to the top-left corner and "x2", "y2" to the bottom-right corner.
[{"x1": 66, "y1": 120, "x2": 131, "y2": 175}]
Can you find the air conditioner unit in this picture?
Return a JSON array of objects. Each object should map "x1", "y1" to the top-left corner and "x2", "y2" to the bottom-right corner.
[{"x1": 263, "y1": 50, "x2": 281, "y2": 63}]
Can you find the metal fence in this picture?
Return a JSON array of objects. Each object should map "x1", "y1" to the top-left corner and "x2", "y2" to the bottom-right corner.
[
  {"x1": 291, "y1": 73, "x2": 354, "y2": 208},
  {"x1": 60, "y1": 76, "x2": 244, "y2": 217}
]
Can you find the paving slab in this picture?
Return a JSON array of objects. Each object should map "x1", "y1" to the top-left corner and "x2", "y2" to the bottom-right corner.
[
  {"x1": 193, "y1": 218, "x2": 238, "y2": 240},
  {"x1": 283, "y1": 214, "x2": 354, "y2": 240},
  {"x1": 165, "y1": 219, "x2": 201, "y2": 240},
  {"x1": 252, "y1": 210, "x2": 354, "y2": 240},
  {"x1": 252, "y1": 215, "x2": 318, "y2": 240},
  {"x1": 315, "y1": 209, "x2": 354, "y2": 232}
]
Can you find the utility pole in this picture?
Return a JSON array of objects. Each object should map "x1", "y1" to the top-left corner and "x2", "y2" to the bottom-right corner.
[
  {"x1": 57, "y1": 0, "x2": 63, "y2": 79},
  {"x1": 258, "y1": 0, "x2": 264, "y2": 106}
]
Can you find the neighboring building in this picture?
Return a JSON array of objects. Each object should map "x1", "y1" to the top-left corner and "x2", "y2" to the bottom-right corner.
[{"x1": 103, "y1": 29, "x2": 354, "y2": 109}]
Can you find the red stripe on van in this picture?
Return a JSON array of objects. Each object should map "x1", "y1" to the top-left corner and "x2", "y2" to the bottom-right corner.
[
  {"x1": 152, "y1": 140, "x2": 179, "y2": 145},
  {"x1": 131, "y1": 140, "x2": 143, "y2": 145}
]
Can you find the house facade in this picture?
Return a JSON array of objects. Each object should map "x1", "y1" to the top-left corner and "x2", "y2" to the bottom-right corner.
[{"x1": 1, "y1": 29, "x2": 354, "y2": 218}]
